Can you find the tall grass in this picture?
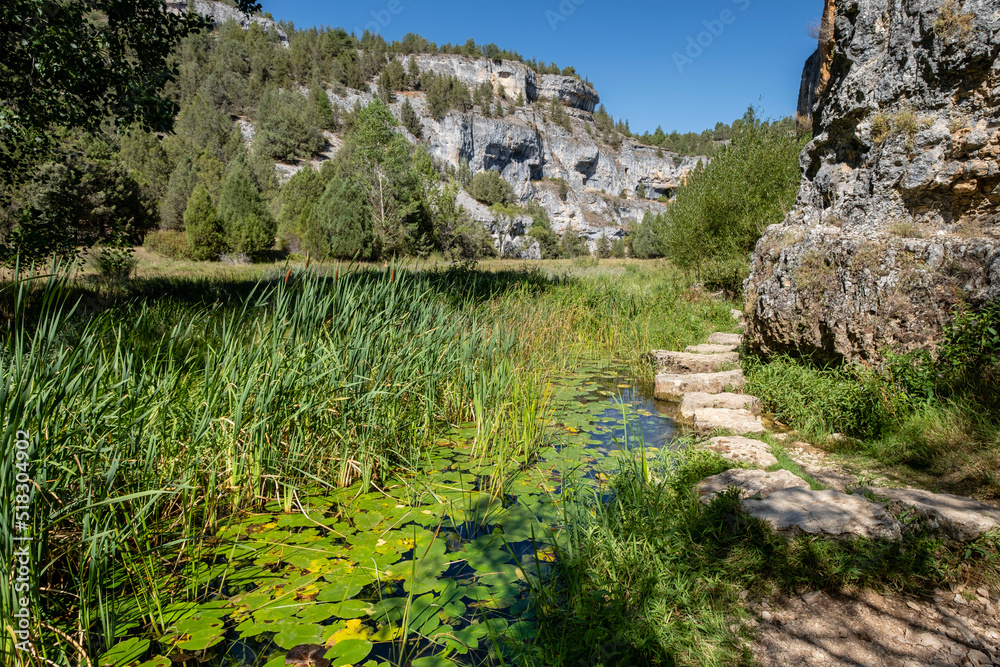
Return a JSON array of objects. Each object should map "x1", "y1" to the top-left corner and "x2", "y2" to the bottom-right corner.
[{"x1": 0, "y1": 258, "x2": 734, "y2": 664}]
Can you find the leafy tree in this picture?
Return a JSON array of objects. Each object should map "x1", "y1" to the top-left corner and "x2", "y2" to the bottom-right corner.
[
  {"x1": 159, "y1": 156, "x2": 198, "y2": 230},
  {"x1": 560, "y1": 229, "x2": 591, "y2": 258},
  {"x1": 526, "y1": 208, "x2": 561, "y2": 259},
  {"x1": 217, "y1": 157, "x2": 276, "y2": 257},
  {"x1": 184, "y1": 184, "x2": 224, "y2": 260},
  {"x1": 657, "y1": 108, "x2": 807, "y2": 288},
  {"x1": 596, "y1": 235, "x2": 611, "y2": 258},
  {"x1": 303, "y1": 176, "x2": 372, "y2": 260},
  {"x1": 629, "y1": 211, "x2": 664, "y2": 259},
  {"x1": 468, "y1": 170, "x2": 515, "y2": 207},
  {"x1": 400, "y1": 99, "x2": 422, "y2": 138},
  {"x1": 309, "y1": 82, "x2": 336, "y2": 131},
  {"x1": 343, "y1": 100, "x2": 421, "y2": 257},
  {"x1": 252, "y1": 87, "x2": 325, "y2": 162},
  {"x1": 426, "y1": 180, "x2": 495, "y2": 260},
  {"x1": 0, "y1": 0, "x2": 261, "y2": 259}
]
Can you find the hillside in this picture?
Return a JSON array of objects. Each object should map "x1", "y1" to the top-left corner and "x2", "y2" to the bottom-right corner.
[{"x1": 160, "y1": 0, "x2": 708, "y2": 258}]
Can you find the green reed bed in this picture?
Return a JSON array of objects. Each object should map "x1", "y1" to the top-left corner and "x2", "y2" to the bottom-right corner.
[{"x1": 0, "y1": 259, "x2": 735, "y2": 666}]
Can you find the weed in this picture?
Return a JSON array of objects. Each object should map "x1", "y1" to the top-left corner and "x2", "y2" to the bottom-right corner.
[{"x1": 935, "y1": 0, "x2": 976, "y2": 41}]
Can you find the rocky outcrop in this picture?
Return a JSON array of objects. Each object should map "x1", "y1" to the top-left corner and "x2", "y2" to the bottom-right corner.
[
  {"x1": 454, "y1": 191, "x2": 541, "y2": 259},
  {"x1": 166, "y1": 0, "x2": 288, "y2": 45},
  {"x1": 698, "y1": 469, "x2": 807, "y2": 503},
  {"x1": 744, "y1": 488, "x2": 903, "y2": 540},
  {"x1": 538, "y1": 74, "x2": 600, "y2": 113},
  {"x1": 797, "y1": 50, "x2": 822, "y2": 120},
  {"x1": 746, "y1": 0, "x2": 1000, "y2": 362}
]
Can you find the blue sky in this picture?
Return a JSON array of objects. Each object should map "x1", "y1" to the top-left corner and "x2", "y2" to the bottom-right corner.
[{"x1": 261, "y1": 0, "x2": 821, "y2": 135}]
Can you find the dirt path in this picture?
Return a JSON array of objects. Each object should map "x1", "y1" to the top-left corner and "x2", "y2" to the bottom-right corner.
[{"x1": 750, "y1": 441, "x2": 1000, "y2": 667}]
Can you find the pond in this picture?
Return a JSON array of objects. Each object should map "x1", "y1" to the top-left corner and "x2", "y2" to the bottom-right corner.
[{"x1": 104, "y1": 360, "x2": 679, "y2": 667}]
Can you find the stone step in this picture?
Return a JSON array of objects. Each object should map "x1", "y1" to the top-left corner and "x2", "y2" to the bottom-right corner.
[
  {"x1": 650, "y1": 350, "x2": 739, "y2": 375},
  {"x1": 685, "y1": 343, "x2": 739, "y2": 354},
  {"x1": 853, "y1": 487, "x2": 1000, "y2": 542},
  {"x1": 694, "y1": 408, "x2": 765, "y2": 434},
  {"x1": 708, "y1": 332, "x2": 743, "y2": 347},
  {"x1": 700, "y1": 435, "x2": 777, "y2": 468},
  {"x1": 654, "y1": 369, "x2": 744, "y2": 402},
  {"x1": 743, "y1": 488, "x2": 903, "y2": 541},
  {"x1": 679, "y1": 392, "x2": 761, "y2": 421},
  {"x1": 698, "y1": 469, "x2": 808, "y2": 503}
]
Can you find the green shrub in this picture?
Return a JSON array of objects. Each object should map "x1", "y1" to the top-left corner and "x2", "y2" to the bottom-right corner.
[
  {"x1": 468, "y1": 170, "x2": 515, "y2": 207},
  {"x1": 252, "y1": 87, "x2": 325, "y2": 162},
  {"x1": 655, "y1": 108, "x2": 807, "y2": 290},
  {"x1": 277, "y1": 167, "x2": 325, "y2": 249},
  {"x1": 184, "y1": 185, "x2": 224, "y2": 261},
  {"x1": 143, "y1": 230, "x2": 193, "y2": 260}
]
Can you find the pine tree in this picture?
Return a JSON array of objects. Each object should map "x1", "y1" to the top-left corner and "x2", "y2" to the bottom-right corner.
[
  {"x1": 407, "y1": 55, "x2": 421, "y2": 88},
  {"x1": 400, "y1": 98, "x2": 422, "y2": 138},
  {"x1": 596, "y1": 234, "x2": 611, "y2": 258},
  {"x1": 303, "y1": 176, "x2": 372, "y2": 260},
  {"x1": 217, "y1": 158, "x2": 276, "y2": 257},
  {"x1": 184, "y1": 185, "x2": 224, "y2": 260},
  {"x1": 277, "y1": 167, "x2": 325, "y2": 248},
  {"x1": 310, "y1": 82, "x2": 336, "y2": 131},
  {"x1": 159, "y1": 156, "x2": 198, "y2": 230}
]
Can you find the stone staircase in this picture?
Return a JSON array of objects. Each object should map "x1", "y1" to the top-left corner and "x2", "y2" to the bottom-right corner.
[{"x1": 650, "y1": 330, "x2": 1000, "y2": 543}]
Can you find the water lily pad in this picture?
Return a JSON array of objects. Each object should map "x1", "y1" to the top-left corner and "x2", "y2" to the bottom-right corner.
[
  {"x1": 411, "y1": 655, "x2": 457, "y2": 667},
  {"x1": 325, "y1": 638, "x2": 372, "y2": 666},
  {"x1": 99, "y1": 638, "x2": 149, "y2": 667},
  {"x1": 328, "y1": 599, "x2": 373, "y2": 619},
  {"x1": 274, "y1": 623, "x2": 326, "y2": 650}
]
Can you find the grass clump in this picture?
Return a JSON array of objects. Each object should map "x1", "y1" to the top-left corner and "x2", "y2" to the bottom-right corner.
[
  {"x1": 527, "y1": 445, "x2": 1000, "y2": 666},
  {"x1": 745, "y1": 303, "x2": 1000, "y2": 498},
  {"x1": 935, "y1": 0, "x2": 976, "y2": 41}
]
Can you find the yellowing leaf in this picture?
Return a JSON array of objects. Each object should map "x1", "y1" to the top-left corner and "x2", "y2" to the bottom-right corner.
[{"x1": 327, "y1": 619, "x2": 373, "y2": 645}]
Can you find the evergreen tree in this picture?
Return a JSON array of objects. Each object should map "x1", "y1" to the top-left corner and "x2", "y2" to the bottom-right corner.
[
  {"x1": 400, "y1": 99, "x2": 422, "y2": 138},
  {"x1": 468, "y1": 170, "x2": 514, "y2": 207},
  {"x1": 217, "y1": 158, "x2": 276, "y2": 257},
  {"x1": 596, "y1": 234, "x2": 611, "y2": 258},
  {"x1": 407, "y1": 55, "x2": 421, "y2": 88},
  {"x1": 309, "y1": 82, "x2": 336, "y2": 131},
  {"x1": 159, "y1": 156, "x2": 198, "y2": 230},
  {"x1": 303, "y1": 176, "x2": 372, "y2": 260},
  {"x1": 184, "y1": 184, "x2": 224, "y2": 260},
  {"x1": 277, "y1": 167, "x2": 325, "y2": 248},
  {"x1": 253, "y1": 87, "x2": 325, "y2": 162}
]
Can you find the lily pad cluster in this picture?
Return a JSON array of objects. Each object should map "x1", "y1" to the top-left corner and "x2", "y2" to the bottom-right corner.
[{"x1": 99, "y1": 364, "x2": 676, "y2": 667}]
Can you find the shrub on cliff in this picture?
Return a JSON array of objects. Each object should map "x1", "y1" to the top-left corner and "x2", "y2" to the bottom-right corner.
[{"x1": 469, "y1": 170, "x2": 515, "y2": 207}]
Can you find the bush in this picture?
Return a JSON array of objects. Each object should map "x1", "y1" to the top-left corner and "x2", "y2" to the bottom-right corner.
[
  {"x1": 400, "y1": 98, "x2": 422, "y2": 138},
  {"x1": 143, "y1": 230, "x2": 193, "y2": 260},
  {"x1": 184, "y1": 185, "x2": 224, "y2": 260},
  {"x1": 468, "y1": 170, "x2": 514, "y2": 207},
  {"x1": 277, "y1": 167, "x2": 325, "y2": 250},
  {"x1": 655, "y1": 108, "x2": 807, "y2": 290}
]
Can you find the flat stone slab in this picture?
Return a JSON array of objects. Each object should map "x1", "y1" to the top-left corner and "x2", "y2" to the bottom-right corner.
[
  {"x1": 744, "y1": 488, "x2": 903, "y2": 541},
  {"x1": 854, "y1": 487, "x2": 1000, "y2": 542},
  {"x1": 694, "y1": 408, "x2": 766, "y2": 434},
  {"x1": 701, "y1": 436, "x2": 778, "y2": 467},
  {"x1": 650, "y1": 351, "x2": 740, "y2": 375},
  {"x1": 708, "y1": 333, "x2": 743, "y2": 346},
  {"x1": 699, "y1": 469, "x2": 808, "y2": 503},
  {"x1": 685, "y1": 343, "x2": 739, "y2": 354},
  {"x1": 680, "y1": 392, "x2": 761, "y2": 421},
  {"x1": 654, "y1": 369, "x2": 745, "y2": 402}
]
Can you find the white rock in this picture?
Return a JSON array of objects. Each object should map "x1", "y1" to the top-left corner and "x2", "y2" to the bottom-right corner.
[
  {"x1": 698, "y1": 469, "x2": 808, "y2": 503},
  {"x1": 685, "y1": 343, "x2": 739, "y2": 354},
  {"x1": 693, "y1": 409, "x2": 766, "y2": 435},
  {"x1": 702, "y1": 436, "x2": 778, "y2": 467},
  {"x1": 743, "y1": 488, "x2": 903, "y2": 541},
  {"x1": 679, "y1": 392, "x2": 761, "y2": 421},
  {"x1": 654, "y1": 369, "x2": 745, "y2": 402},
  {"x1": 708, "y1": 333, "x2": 743, "y2": 346},
  {"x1": 650, "y1": 351, "x2": 740, "y2": 374},
  {"x1": 854, "y1": 487, "x2": 1000, "y2": 542}
]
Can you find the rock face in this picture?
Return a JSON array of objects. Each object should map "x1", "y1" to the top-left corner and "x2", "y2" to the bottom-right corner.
[
  {"x1": 538, "y1": 74, "x2": 600, "y2": 113},
  {"x1": 744, "y1": 488, "x2": 903, "y2": 540},
  {"x1": 698, "y1": 469, "x2": 809, "y2": 503},
  {"x1": 797, "y1": 49, "x2": 822, "y2": 121},
  {"x1": 166, "y1": 0, "x2": 288, "y2": 45},
  {"x1": 856, "y1": 487, "x2": 1000, "y2": 541},
  {"x1": 746, "y1": 0, "x2": 1000, "y2": 362}
]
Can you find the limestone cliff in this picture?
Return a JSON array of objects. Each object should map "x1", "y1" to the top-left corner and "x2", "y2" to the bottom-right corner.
[
  {"x1": 166, "y1": 0, "x2": 288, "y2": 45},
  {"x1": 746, "y1": 0, "x2": 1000, "y2": 362}
]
